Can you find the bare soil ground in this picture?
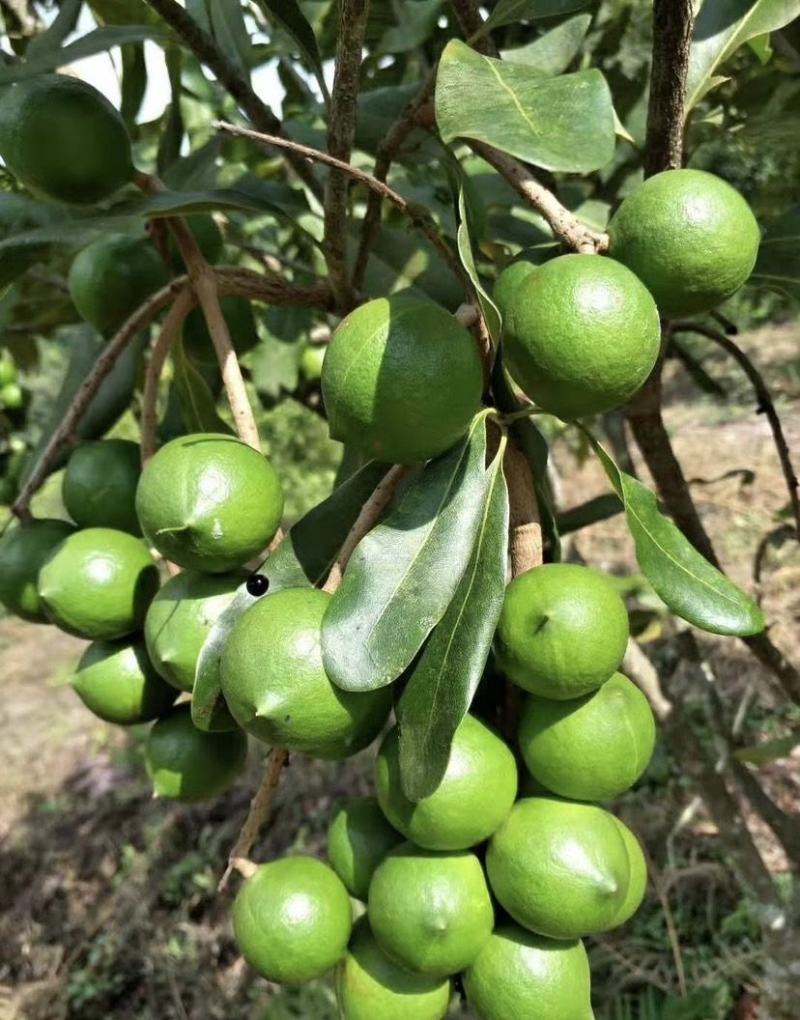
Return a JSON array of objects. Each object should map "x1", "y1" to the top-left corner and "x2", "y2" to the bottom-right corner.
[{"x1": 0, "y1": 323, "x2": 798, "y2": 1019}]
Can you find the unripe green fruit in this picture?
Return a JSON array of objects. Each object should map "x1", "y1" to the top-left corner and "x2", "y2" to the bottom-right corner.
[
  {"x1": 518, "y1": 672, "x2": 656, "y2": 801},
  {"x1": 144, "y1": 570, "x2": 244, "y2": 692},
  {"x1": 182, "y1": 296, "x2": 257, "y2": 371},
  {"x1": 327, "y1": 797, "x2": 404, "y2": 900},
  {"x1": 337, "y1": 918, "x2": 452, "y2": 1020},
  {"x1": 145, "y1": 703, "x2": 247, "y2": 801},
  {"x1": 0, "y1": 75, "x2": 133, "y2": 205},
  {"x1": 495, "y1": 563, "x2": 629, "y2": 699},
  {"x1": 38, "y1": 527, "x2": 159, "y2": 639},
  {"x1": 0, "y1": 518, "x2": 75, "y2": 622},
  {"x1": 464, "y1": 924, "x2": 593, "y2": 1020},
  {"x1": 493, "y1": 254, "x2": 539, "y2": 319},
  {"x1": 68, "y1": 235, "x2": 167, "y2": 337},
  {"x1": 233, "y1": 856, "x2": 352, "y2": 984},
  {"x1": 602, "y1": 817, "x2": 647, "y2": 931},
  {"x1": 71, "y1": 638, "x2": 177, "y2": 725},
  {"x1": 322, "y1": 296, "x2": 484, "y2": 464},
  {"x1": 503, "y1": 253, "x2": 660, "y2": 419},
  {"x1": 0, "y1": 382, "x2": 24, "y2": 409},
  {"x1": 221, "y1": 588, "x2": 391, "y2": 758},
  {"x1": 368, "y1": 842, "x2": 494, "y2": 977},
  {"x1": 608, "y1": 169, "x2": 761, "y2": 317},
  {"x1": 486, "y1": 796, "x2": 631, "y2": 939},
  {"x1": 375, "y1": 716, "x2": 517, "y2": 851},
  {"x1": 135, "y1": 433, "x2": 284, "y2": 573},
  {"x1": 62, "y1": 439, "x2": 142, "y2": 535},
  {"x1": 300, "y1": 343, "x2": 327, "y2": 381}
]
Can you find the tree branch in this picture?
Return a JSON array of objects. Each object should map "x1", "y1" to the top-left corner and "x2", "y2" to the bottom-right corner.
[
  {"x1": 143, "y1": 0, "x2": 322, "y2": 198},
  {"x1": 504, "y1": 440, "x2": 542, "y2": 577},
  {"x1": 215, "y1": 121, "x2": 473, "y2": 296},
  {"x1": 141, "y1": 288, "x2": 195, "y2": 465},
  {"x1": 644, "y1": 0, "x2": 695, "y2": 176},
  {"x1": 469, "y1": 142, "x2": 608, "y2": 254},
  {"x1": 448, "y1": 0, "x2": 499, "y2": 57},
  {"x1": 324, "y1": 0, "x2": 370, "y2": 309},
  {"x1": 673, "y1": 321, "x2": 800, "y2": 542},
  {"x1": 321, "y1": 463, "x2": 412, "y2": 594},
  {"x1": 218, "y1": 748, "x2": 289, "y2": 892},
  {"x1": 11, "y1": 278, "x2": 187, "y2": 520}
]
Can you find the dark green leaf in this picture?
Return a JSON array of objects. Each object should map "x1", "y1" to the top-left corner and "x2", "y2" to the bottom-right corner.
[
  {"x1": 501, "y1": 13, "x2": 592, "y2": 75},
  {"x1": 456, "y1": 187, "x2": 501, "y2": 342},
  {"x1": 27, "y1": 0, "x2": 82, "y2": 56},
  {"x1": 209, "y1": 0, "x2": 252, "y2": 74},
  {"x1": 360, "y1": 224, "x2": 464, "y2": 310},
  {"x1": 120, "y1": 43, "x2": 147, "y2": 127},
  {"x1": 171, "y1": 337, "x2": 231, "y2": 434},
  {"x1": 378, "y1": 0, "x2": 441, "y2": 54},
  {"x1": 0, "y1": 26, "x2": 170, "y2": 84},
  {"x1": 397, "y1": 438, "x2": 509, "y2": 801},
  {"x1": 483, "y1": 0, "x2": 591, "y2": 33},
  {"x1": 266, "y1": 460, "x2": 389, "y2": 589},
  {"x1": 436, "y1": 41, "x2": 616, "y2": 173},
  {"x1": 686, "y1": 0, "x2": 800, "y2": 111},
  {"x1": 255, "y1": 0, "x2": 328, "y2": 98},
  {"x1": 557, "y1": 492, "x2": 624, "y2": 534},
  {"x1": 590, "y1": 435, "x2": 764, "y2": 636},
  {"x1": 157, "y1": 45, "x2": 185, "y2": 174},
  {"x1": 751, "y1": 205, "x2": 800, "y2": 301},
  {"x1": 193, "y1": 587, "x2": 258, "y2": 732},
  {"x1": 322, "y1": 413, "x2": 492, "y2": 692},
  {"x1": 735, "y1": 731, "x2": 800, "y2": 766}
]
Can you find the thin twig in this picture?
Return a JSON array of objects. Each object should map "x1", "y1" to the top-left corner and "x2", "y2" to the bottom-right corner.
[
  {"x1": 143, "y1": 0, "x2": 321, "y2": 198},
  {"x1": 322, "y1": 464, "x2": 412, "y2": 594},
  {"x1": 673, "y1": 321, "x2": 800, "y2": 542},
  {"x1": 324, "y1": 0, "x2": 370, "y2": 309},
  {"x1": 219, "y1": 748, "x2": 289, "y2": 892},
  {"x1": 11, "y1": 279, "x2": 187, "y2": 520},
  {"x1": 644, "y1": 0, "x2": 695, "y2": 176},
  {"x1": 215, "y1": 120, "x2": 473, "y2": 296},
  {"x1": 141, "y1": 288, "x2": 195, "y2": 464},
  {"x1": 469, "y1": 142, "x2": 609, "y2": 253}
]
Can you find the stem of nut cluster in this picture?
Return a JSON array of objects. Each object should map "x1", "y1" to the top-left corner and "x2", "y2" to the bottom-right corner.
[
  {"x1": 140, "y1": 288, "x2": 195, "y2": 465},
  {"x1": 504, "y1": 442, "x2": 542, "y2": 577},
  {"x1": 218, "y1": 748, "x2": 289, "y2": 892},
  {"x1": 322, "y1": 464, "x2": 412, "y2": 594}
]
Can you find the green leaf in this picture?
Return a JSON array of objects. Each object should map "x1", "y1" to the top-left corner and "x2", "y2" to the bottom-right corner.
[
  {"x1": 157, "y1": 45, "x2": 185, "y2": 174},
  {"x1": 483, "y1": 0, "x2": 590, "y2": 33},
  {"x1": 589, "y1": 434, "x2": 764, "y2": 636},
  {"x1": 0, "y1": 26, "x2": 171, "y2": 84},
  {"x1": 255, "y1": 0, "x2": 328, "y2": 99},
  {"x1": 396, "y1": 437, "x2": 509, "y2": 801},
  {"x1": 378, "y1": 0, "x2": 442, "y2": 54},
  {"x1": 266, "y1": 461, "x2": 389, "y2": 589},
  {"x1": 322, "y1": 413, "x2": 492, "y2": 692},
  {"x1": 208, "y1": 0, "x2": 253, "y2": 75},
  {"x1": 456, "y1": 187, "x2": 501, "y2": 342},
  {"x1": 557, "y1": 492, "x2": 624, "y2": 534},
  {"x1": 359, "y1": 224, "x2": 464, "y2": 310},
  {"x1": 500, "y1": 13, "x2": 592, "y2": 75},
  {"x1": 686, "y1": 0, "x2": 800, "y2": 111},
  {"x1": 435, "y1": 41, "x2": 616, "y2": 173},
  {"x1": 193, "y1": 587, "x2": 258, "y2": 732},
  {"x1": 27, "y1": 0, "x2": 82, "y2": 56},
  {"x1": 734, "y1": 731, "x2": 800, "y2": 766},
  {"x1": 751, "y1": 205, "x2": 800, "y2": 301},
  {"x1": 120, "y1": 43, "x2": 148, "y2": 127},
  {"x1": 171, "y1": 337, "x2": 231, "y2": 434}
]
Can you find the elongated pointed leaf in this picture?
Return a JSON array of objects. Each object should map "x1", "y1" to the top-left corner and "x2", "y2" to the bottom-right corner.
[
  {"x1": 209, "y1": 0, "x2": 252, "y2": 75},
  {"x1": 686, "y1": 0, "x2": 800, "y2": 111},
  {"x1": 255, "y1": 0, "x2": 327, "y2": 97},
  {"x1": 590, "y1": 435, "x2": 764, "y2": 636},
  {"x1": 193, "y1": 587, "x2": 259, "y2": 732},
  {"x1": 266, "y1": 460, "x2": 389, "y2": 589},
  {"x1": 436, "y1": 41, "x2": 615, "y2": 173},
  {"x1": 322, "y1": 414, "x2": 491, "y2": 692},
  {"x1": 27, "y1": 0, "x2": 82, "y2": 56},
  {"x1": 397, "y1": 439, "x2": 509, "y2": 801},
  {"x1": 456, "y1": 186, "x2": 501, "y2": 343},
  {"x1": 171, "y1": 338, "x2": 231, "y2": 434},
  {"x1": 484, "y1": 0, "x2": 590, "y2": 32}
]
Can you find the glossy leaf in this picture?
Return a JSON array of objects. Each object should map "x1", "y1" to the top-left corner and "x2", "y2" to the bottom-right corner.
[
  {"x1": 456, "y1": 187, "x2": 501, "y2": 343},
  {"x1": 322, "y1": 413, "x2": 491, "y2": 692},
  {"x1": 397, "y1": 438, "x2": 509, "y2": 801},
  {"x1": 436, "y1": 41, "x2": 616, "y2": 173},
  {"x1": 0, "y1": 26, "x2": 170, "y2": 84},
  {"x1": 501, "y1": 13, "x2": 592, "y2": 75},
  {"x1": 590, "y1": 435, "x2": 764, "y2": 636},
  {"x1": 255, "y1": 0, "x2": 328, "y2": 97},
  {"x1": 193, "y1": 587, "x2": 259, "y2": 732},
  {"x1": 265, "y1": 460, "x2": 389, "y2": 590},
  {"x1": 686, "y1": 0, "x2": 800, "y2": 111},
  {"x1": 751, "y1": 205, "x2": 800, "y2": 301},
  {"x1": 483, "y1": 0, "x2": 591, "y2": 33}
]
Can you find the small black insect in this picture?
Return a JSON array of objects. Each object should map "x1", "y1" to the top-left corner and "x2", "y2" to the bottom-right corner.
[{"x1": 246, "y1": 574, "x2": 270, "y2": 597}]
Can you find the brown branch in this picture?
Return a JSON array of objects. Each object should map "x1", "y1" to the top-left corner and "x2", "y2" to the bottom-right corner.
[
  {"x1": 504, "y1": 440, "x2": 542, "y2": 577},
  {"x1": 218, "y1": 748, "x2": 289, "y2": 892},
  {"x1": 324, "y1": 0, "x2": 370, "y2": 309},
  {"x1": 469, "y1": 142, "x2": 608, "y2": 254},
  {"x1": 673, "y1": 321, "x2": 800, "y2": 542},
  {"x1": 215, "y1": 121, "x2": 473, "y2": 296},
  {"x1": 644, "y1": 0, "x2": 695, "y2": 176},
  {"x1": 215, "y1": 265, "x2": 332, "y2": 308},
  {"x1": 11, "y1": 278, "x2": 187, "y2": 521},
  {"x1": 141, "y1": 288, "x2": 195, "y2": 464},
  {"x1": 143, "y1": 0, "x2": 321, "y2": 198},
  {"x1": 449, "y1": 0, "x2": 499, "y2": 56},
  {"x1": 321, "y1": 464, "x2": 412, "y2": 594}
]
